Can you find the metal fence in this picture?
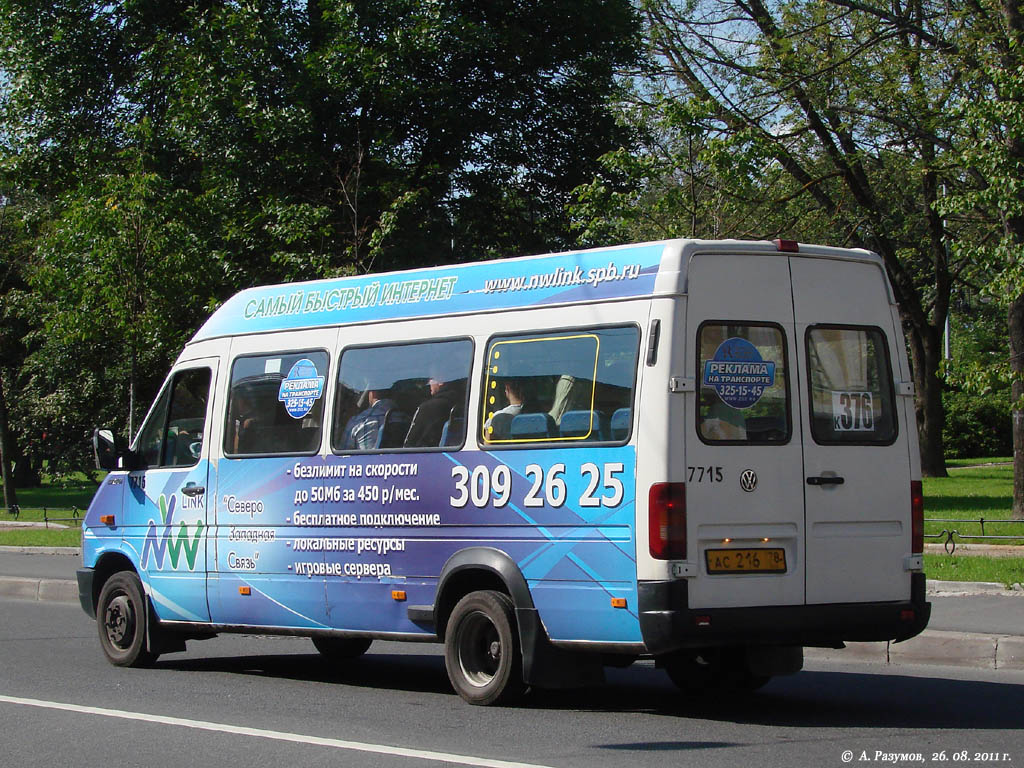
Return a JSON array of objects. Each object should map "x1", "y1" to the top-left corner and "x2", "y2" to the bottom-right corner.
[
  {"x1": 926, "y1": 517, "x2": 1024, "y2": 554},
  {"x1": 1, "y1": 505, "x2": 81, "y2": 528}
]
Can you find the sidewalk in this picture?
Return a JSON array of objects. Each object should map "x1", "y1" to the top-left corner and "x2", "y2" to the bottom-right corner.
[{"x1": 1, "y1": 547, "x2": 1021, "y2": 671}]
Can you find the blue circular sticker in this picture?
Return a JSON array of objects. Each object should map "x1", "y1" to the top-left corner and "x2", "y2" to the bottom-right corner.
[
  {"x1": 702, "y1": 338, "x2": 776, "y2": 409},
  {"x1": 278, "y1": 359, "x2": 326, "y2": 419}
]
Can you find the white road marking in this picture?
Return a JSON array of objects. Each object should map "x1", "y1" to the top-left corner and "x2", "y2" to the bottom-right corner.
[{"x1": 0, "y1": 694, "x2": 555, "y2": 768}]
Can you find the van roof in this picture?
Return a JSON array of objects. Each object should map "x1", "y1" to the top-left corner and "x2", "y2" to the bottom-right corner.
[{"x1": 189, "y1": 238, "x2": 881, "y2": 343}]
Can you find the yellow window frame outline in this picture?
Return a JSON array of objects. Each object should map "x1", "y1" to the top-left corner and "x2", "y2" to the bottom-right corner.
[{"x1": 481, "y1": 333, "x2": 601, "y2": 444}]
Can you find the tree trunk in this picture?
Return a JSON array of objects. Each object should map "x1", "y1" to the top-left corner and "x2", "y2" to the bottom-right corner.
[
  {"x1": 0, "y1": 370, "x2": 18, "y2": 512},
  {"x1": 905, "y1": 312, "x2": 949, "y2": 478},
  {"x1": 1010, "y1": 292, "x2": 1024, "y2": 519}
]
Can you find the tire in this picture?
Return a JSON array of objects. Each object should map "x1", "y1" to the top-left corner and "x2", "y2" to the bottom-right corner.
[
  {"x1": 663, "y1": 649, "x2": 728, "y2": 693},
  {"x1": 444, "y1": 590, "x2": 525, "y2": 706},
  {"x1": 312, "y1": 636, "x2": 372, "y2": 658},
  {"x1": 96, "y1": 571, "x2": 160, "y2": 668},
  {"x1": 663, "y1": 648, "x2": 769, "y2": 693}
]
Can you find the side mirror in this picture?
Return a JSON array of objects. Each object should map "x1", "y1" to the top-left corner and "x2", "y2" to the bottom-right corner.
[{"x1": 93, "y1": 428, "x2": 136, "y2": 471}]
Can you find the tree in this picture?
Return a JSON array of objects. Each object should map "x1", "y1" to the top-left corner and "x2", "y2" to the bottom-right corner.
[
  {"x1": 0, "y1": 197, "x2": 22, "y2": 509},
  {"x1": 943, "y1": 292, "x2": 1014, "y2": 459},
  {"x1": 22, "y1": 162, "x2": 218, "y2": 472},
  {"x1": 940, "y1": 0, "x2": 1024, "y2": 516},
  {"x1": 577, "y1": 0, "x2": 977, "y2": 476},
  {"x1": 0, "y1": 186, "x2": 38, "y2": 504},
  {"x1": 0, "y1": 0, "x2": 640, "y2": 475}
]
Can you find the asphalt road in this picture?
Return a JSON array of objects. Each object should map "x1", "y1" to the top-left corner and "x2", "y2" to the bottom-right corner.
[{"x1": 1, "y1": 597, "x2": 1022, "y2": 768}]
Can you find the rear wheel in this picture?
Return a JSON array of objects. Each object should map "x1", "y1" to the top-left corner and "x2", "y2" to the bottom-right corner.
[
  {"x1": 96, "y1": 571, "x2": 159, "y2": 667},
  {"x1": 312, "y1": 636, "x2": 372, "y2": 658},
  {"x1": 663, "y1": 648, "x2": 769, "y2": 693},
  {"x1": 444, "y1": 590, "x2": 525, "y2": 706}
]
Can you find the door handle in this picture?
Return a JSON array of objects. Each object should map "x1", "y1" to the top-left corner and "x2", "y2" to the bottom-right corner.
[
  {"x1": 182, "y1": 484, "x2": 206, "y2": 497},
  {"x1": 806, "y1": 476, "x2": 844, "y2": 486}
]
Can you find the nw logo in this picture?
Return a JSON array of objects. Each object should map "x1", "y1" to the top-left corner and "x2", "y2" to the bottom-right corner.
[{"x1": 141, "y1": 494, "x2": 204, "y2": 571}]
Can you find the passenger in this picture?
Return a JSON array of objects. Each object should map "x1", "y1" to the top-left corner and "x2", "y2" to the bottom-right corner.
[
  {"x1": 229, "y1": 389, "x2": 258, "y2": 454},
  {"x1": 340, "y1": 389, "x2": 397, "y2": 450},
  {"x1": 548, "y1": 374, "x2": 589, "y2": 425},
  {"x1": 484, "y1": 378, "x2": 536, "y2": 441},
  {"x1": 485, "y1": 378, "x2": 528, "y2": 426},
  {"x1": 404, "y1": 372, "x2": 464, "y2": 447}
]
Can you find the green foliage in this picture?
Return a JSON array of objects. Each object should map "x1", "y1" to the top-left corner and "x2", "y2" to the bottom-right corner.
[
  {"x1": 0, "y1": 0, "x2": 641, "y2": 477},
  {"x1": 943, "y1": 389, "x2": 1013, "y2": 459},
  {"x1": 574, "y1": 0, "x2": 1021, "y2": 476},
  {"x1": 942, "y1": 296, "x2": 1014, "y2": 458}
]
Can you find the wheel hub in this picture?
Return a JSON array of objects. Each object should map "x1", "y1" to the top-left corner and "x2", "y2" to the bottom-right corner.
[
  {"x1": 104, "y1": 594, "x2": 134, "y2": 648},
  {"x1": 457, "y1": 611, "x2": 503, "y2": 688}
]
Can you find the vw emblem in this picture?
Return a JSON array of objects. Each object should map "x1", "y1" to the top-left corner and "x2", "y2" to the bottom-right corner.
[{"x1": 739, "y1": 469, "x2": 758, "y2": 492}]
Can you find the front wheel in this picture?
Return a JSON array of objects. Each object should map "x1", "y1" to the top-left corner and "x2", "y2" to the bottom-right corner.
[
  {"x1": 444, "y1": 590, "x2": 525, "y2": 706},
  {"x1": 96, "y1": 571, "x2": 159, "y2": 667}
]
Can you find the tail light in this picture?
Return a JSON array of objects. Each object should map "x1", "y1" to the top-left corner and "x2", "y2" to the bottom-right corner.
[
  {"x1": 649, "y1": 482, "x2": 686, "y2": 559},
  {"x1": 911, "y1": 480, "x2": 924, "y2": 554}
]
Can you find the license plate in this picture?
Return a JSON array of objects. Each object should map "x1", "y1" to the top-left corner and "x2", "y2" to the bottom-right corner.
[{"x1": 705, "y1": 548, "x2": 786, "y2": 574}]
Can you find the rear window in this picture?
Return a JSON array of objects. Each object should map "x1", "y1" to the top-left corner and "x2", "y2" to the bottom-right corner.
[
  {"x1": 697, "y1": 322, "x2": 790, "y2": 444},
  {"x1": 806, "y1": 325, "x2": 897, "y2": 445}
]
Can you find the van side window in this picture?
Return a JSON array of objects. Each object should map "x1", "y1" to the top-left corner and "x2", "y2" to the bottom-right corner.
[
  {"x1": 135, "y1": 368, "x2": 211, "y2": 468},
  {"x1": 332, "y1": 339, "x2": 473, "y2": 452},
  {"x1": 697, "y1": 323, "x2": 790, "y2": 444},
  {"x1": 224, "y1": 350, "x2": 328, "y2": 456},
  {"x1": 480, "y1": 326, "x2": 640, "y2": 446},
  {"x1": 806, "y1": 325, "x2": 897, "y2": 445}
]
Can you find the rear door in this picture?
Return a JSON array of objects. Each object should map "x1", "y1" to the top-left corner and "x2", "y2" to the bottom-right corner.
[
  {"x1": 684, "y1": 252, "x2": 805, "y2": 609},
  {"x1": 790, "y1": 257, "x2": 912, "y2": 604}
]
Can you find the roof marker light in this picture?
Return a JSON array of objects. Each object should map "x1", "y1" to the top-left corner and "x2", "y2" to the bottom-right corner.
[{"x1": 774, "y1": 239, "x2": 799, "y2": 252}]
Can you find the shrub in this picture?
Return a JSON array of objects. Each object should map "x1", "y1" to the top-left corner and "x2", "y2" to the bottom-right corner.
[{"x1": 942, "y1": 388, "x2": 1012, "y2": 459}]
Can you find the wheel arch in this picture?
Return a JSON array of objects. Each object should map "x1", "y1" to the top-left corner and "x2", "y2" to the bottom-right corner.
[
  {"x1": 434, "y1": 547, "x2": 534, "y2": 642},
  {"x1": 90, "y1": 551, "x2": 141, "y2": 614}
]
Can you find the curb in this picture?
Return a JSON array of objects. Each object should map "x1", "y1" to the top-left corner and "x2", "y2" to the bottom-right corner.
[
  {"x1": 805, "y1": 630, "x2": 1024, "y2": 671},
  {"x1": 928, "y1": 580, "x2": 1024, "y2": 596},
  {"x1": 0, "y1": 546, "x2": 80, "y2": 555},
  {"x1": 0, "y1": 576, "x2": 79, "y2": 604}
]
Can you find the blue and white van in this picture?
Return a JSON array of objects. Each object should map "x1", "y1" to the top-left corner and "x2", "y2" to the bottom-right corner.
[{"x1": 79, "y1": 238, "x2": 930, "y2": 704}]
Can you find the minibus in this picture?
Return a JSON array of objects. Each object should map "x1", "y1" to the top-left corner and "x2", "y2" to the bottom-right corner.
[{"x1": 79, "y1": 238, "x2": 930, "y2": 705}]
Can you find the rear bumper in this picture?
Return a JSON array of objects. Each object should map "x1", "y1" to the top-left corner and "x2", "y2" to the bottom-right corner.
[{"x1": 639, "y1": 572, "x2": 931, "y2": 656}]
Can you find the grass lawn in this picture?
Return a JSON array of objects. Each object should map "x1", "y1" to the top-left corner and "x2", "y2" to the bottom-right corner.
[
  {"x1": 922, "y1": 459, "x2": 1022, "y2": 545},
  {"x1": 1, "y1": 475, "x2": 97, "y2": 547},
  {"x1": 924, "y1": 554, "x2": 1024, "y2": 588},
  {"x1": 0, "y1": 527, "x2": 82, "y2": 547}
]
